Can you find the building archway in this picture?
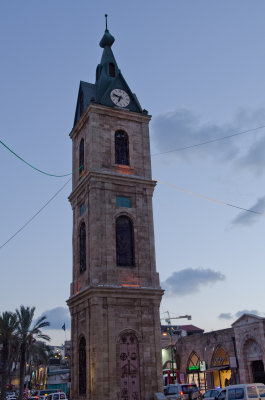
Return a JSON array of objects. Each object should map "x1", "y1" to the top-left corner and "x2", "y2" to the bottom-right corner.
[
  {"x1": 243, "y1": 339, "x2": 265, "y2": 383},
  {"x1": 210, "y1": 346, "x2": 231, "y2": 388},
  {"x1": 186, "y1": 352, "x2": 206, "y2": 390}
]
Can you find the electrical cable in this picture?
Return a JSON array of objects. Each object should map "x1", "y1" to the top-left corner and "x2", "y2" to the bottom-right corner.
[
  {"x1": 0, "y1": 139, "x2": 83, "y2": 177},
  {"x1": 156, "y1": 179, "x2": 265, "y2": 216},
  {"x1": 1, "y1": 124, "x2": 265, "y2": 177},
  {"x1": 1, "y1": 176, "x2": 263, "y2": 250},
  {"x1": 0, "y1": 177, "x2": 71, "y2": 250},
  {"x1": 151, "y1": 124, "x2": 265, "y2": 157}
]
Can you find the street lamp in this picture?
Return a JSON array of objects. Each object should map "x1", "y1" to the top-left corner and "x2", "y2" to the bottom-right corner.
[{"x1": 161, "y1": 313, "x2": 192, "y2": 384}]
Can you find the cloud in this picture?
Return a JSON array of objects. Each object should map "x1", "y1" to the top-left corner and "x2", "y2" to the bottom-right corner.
[
  {"x1": 218, "y1": 313, "x2": 233, "y2": 320},
  {"x1": 162, "y1": 267, "x2": 225, "y2": 296},
  {"x1": 37, "y1": 307, "x2": 71, "y2": 330},
  {"x1": 151, "y1": 107, "x2": 265, "y2": 171},
  {"x1": 235, "y1": 309, "x2": 262, "y2": 318},
  {"x1": 151, "y1": 108, "x2": 238, "y2": 163},
  {"x1": 231, "y1": 196, "x2": 265, "y2": 227},
  {"x1": 236, "y1": 135, "x2": 265, "y2": 175}
]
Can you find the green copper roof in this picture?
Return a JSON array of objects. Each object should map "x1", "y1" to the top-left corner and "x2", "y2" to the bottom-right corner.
[
  {"x1": 73, "y1": 17, "x2": 143, "y2": 126},
  {"x1": 99, "y1": 29, "x2": 115, "y2": 48}
]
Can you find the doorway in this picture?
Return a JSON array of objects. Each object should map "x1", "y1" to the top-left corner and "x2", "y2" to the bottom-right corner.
[{"x1": 251, "y1": 360, "x2": 265, "y2": 384}]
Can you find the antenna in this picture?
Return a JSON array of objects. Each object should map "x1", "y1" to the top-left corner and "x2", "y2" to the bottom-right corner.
[{"x1": 105, "y1": 14, "x2": 108, "y2": 30}]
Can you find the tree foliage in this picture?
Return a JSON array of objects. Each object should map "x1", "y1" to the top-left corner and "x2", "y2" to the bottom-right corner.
[{"x1": 0, "y1": 306, "x2": 50, "y2": 400}]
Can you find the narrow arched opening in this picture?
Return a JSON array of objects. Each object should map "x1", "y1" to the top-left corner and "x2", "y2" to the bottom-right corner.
[
  {"x1": 115, "y1": 130, "x2": 129, "y2": 166},
  {"x1": 116, "y1": 216, "x2": 134, "y2": 267}
]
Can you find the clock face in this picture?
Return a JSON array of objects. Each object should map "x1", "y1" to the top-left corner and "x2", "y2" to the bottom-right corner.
[{"x1": 110, "y1": 89, "x2": 130, "y2": 108}]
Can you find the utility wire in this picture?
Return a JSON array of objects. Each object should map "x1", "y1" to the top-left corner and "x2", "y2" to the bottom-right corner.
[
  {"x1": 2, "y1": 121, "x2": 265, "y2": 249},
  {"x1": 1, "y1": 124, "x2": 265, "y2": 177},
  {"x1": 156, "y1": 179, "x2": 265, "y2": 216},
  {"x1": 1, "y1": 176, "x2": 263, "y2": 250},
  {"x1": 0, "y1": 178, "x2": 71, "y2": 250},
  {"x1": 151, "y1": 124, "x2": 265, "y2": 157},
  {"x1": 0, "y1": 139, "x2": 83, "y2": 177}
]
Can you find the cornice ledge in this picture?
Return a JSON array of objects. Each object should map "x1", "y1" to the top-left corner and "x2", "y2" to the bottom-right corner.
[
  {"x1": 68, "y1": 170, "x2": 156, "y2": 202},
  {"x1": 67, "y1": 285, "x2": 164, "y2": 306}
]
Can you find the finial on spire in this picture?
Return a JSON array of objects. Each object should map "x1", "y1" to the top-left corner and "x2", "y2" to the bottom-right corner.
[{"x1": 99, "y1": 14, "x2": 115, "y2": 48}]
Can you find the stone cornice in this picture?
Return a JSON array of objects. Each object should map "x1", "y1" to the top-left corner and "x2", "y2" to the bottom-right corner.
[
  {"x1": 68, "y1": 169, "x2": 156, "y2": 203},
  {"x1": 67, "y1": 285, "x2": 164, "y2": 308},
  {"x1": 69, "y1": 103, "x2": 151, "y2": 140}
]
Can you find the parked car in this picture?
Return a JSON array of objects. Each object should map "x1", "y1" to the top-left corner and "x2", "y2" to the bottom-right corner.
[
  {"x1": 202, "y1": 389, "x2": 221, "y2": 400},
  {"x1": 32, "y1": 390, "x2": 61, "y2": 398},
  {"x1": 164, "y1": 383, "x2": 201, "y2": 400}
]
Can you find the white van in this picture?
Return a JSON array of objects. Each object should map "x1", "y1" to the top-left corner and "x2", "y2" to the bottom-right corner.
[
  {"x1": 47, "y1": 393, "x2": 68, "y2": 400},
  {"x1": 216, "y1": 384, "x2": 265, "y2": 400}
]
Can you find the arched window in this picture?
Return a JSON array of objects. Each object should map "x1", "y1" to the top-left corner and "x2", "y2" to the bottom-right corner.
[
  {"x1": 79, "y1": 139, "x2": 84, "y2": 175},
  {"x1": 211, "y1": 346, "x2": 229, "y2": 368},
  {"x1": 115, "y1": 130, "x2": 129, "y2": 166},
  {"x1": 116, "y1": 216, "x2": 134, "y2": 266},
  {"x1": 80, "y1": 222, "x2": 86, "y2": 273},
  {"x1": 109, "y1": 62, "x2": 115, "y2": 77},
  {"x1": 187, "y1": 351, "x2": 200, "y2": 372},
  {"x1": 79, "y1": 337, "x2": 86, "y2": 395}
]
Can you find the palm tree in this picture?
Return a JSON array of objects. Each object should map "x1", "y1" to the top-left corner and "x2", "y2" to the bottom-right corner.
[
  {"x1": 0, "y1": 311, "x2": 18, "y2": 400},
  {"x1": 16, "y1": 306, "x2": 50, "y2": 400},
  {"x1": 27, "y1": 341, "x2": 51, "y2": 389}
]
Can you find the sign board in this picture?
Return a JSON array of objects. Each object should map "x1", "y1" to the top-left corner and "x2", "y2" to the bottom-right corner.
[
  {"x1": 229, "y1": 356, "x2": 237, "y2": 368},
  {"x1": 188, "y1": 365, "x2": 199, "y2": 371},
  {"x1": 200, "y1": 361, "x2": 206, "y2": 372}
]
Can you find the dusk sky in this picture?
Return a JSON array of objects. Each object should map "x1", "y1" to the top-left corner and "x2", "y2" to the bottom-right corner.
[{"x1": 1, "y1": 1, "x2": 265, "y2": 345}]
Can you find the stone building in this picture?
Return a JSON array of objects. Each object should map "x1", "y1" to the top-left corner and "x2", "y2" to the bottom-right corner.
[
  {"x1": 162, "y1": 314, "x2": 265, "y2": 390},
  {"x1": 67, "y1": 17, "x2": 163, "y2": 400}
]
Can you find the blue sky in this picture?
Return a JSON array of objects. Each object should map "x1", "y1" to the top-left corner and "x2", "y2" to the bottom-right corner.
[{"x1": 1, "y1": 1, "x2": 265, "y2": 344}]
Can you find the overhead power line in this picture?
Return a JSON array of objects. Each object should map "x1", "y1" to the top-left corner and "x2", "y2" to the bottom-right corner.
[
  {"x1": 2, "y1": 175, "x2": 263, "y2": 251},
  {"x1": 0, "y1": 178, "x2": 71, "y2": 250},
  {"x1": 0, "y1": 139, "x2": 83, "y2": 177},
  {"x1": 156, "y1": 179, "x2": 265, "y2": 216},
  {"x1": 151, "y1": 124, "x2": 265, "y2": 157},
  {"x1": 1, "y1": 124, "x2": 265, "y2": 177}
]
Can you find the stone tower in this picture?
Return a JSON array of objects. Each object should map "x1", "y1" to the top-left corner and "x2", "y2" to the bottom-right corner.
[{"x1": 67, "y1": 18, "x2": 163, "y2": 400}]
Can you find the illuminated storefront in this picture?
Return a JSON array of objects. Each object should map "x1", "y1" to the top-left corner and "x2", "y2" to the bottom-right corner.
[
  {"x1": 186, "y1": 352, "x2": 206, "y2": 391},
  {"x1": 207, "y1": 346, "x2": 231, "y2": 388}
]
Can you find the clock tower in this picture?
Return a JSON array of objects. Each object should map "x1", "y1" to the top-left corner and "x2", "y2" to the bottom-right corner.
[{"x1": 67, "y1": 18, "x2": 163, "y2": 400}]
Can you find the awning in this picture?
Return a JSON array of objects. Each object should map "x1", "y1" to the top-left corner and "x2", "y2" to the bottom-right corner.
[{"x1": 205, "y1": 366, "x2": 230, "y2": 372}]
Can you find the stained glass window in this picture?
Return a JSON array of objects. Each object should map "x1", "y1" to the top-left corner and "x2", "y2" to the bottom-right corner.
[
  {"x1": 116, "y1": 216, "x2": 134, "y2": 266},
  {"x1": 79, "y1": 337, "x2": 86, "y2": 395},
  {"x1": 79, "y1": 139, "x2": 84, "y2": 176},
  {"x1": 115, "y1": 131, "x2": 129, "y2": 166},
  {"x1": 80, "y1": 223, "x2": 86, "y2": 273}
]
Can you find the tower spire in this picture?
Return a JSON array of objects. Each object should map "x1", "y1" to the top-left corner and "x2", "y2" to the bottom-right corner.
[{"x1": 99, "y1": 14, "x2": 115, "y2": 48}]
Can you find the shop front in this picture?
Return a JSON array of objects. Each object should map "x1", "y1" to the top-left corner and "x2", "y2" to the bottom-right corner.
[
  {"x1": 186, "y1": 352, "x2": 206, "y2": 391},
  {"x1": 207, "y1": 346, "x2": 231, "y2": 388}
]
